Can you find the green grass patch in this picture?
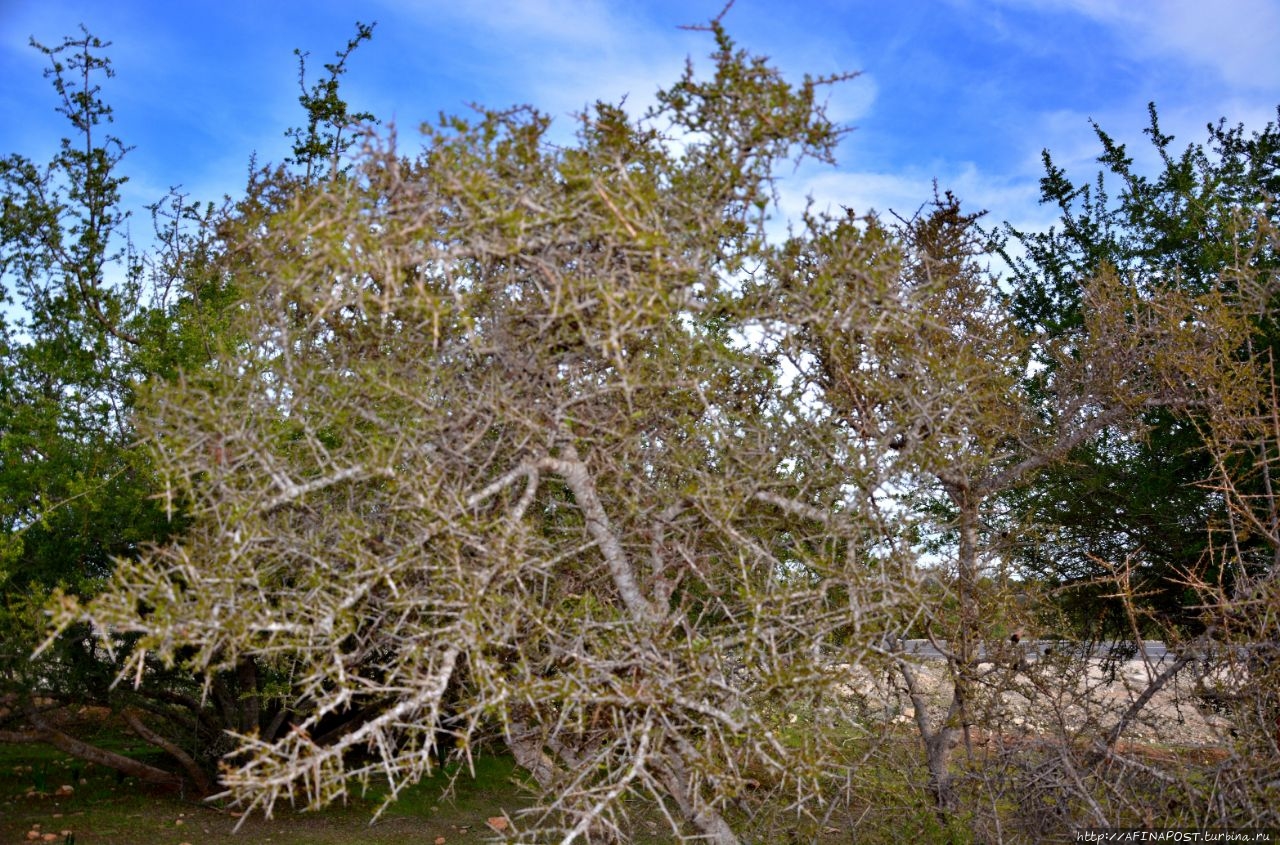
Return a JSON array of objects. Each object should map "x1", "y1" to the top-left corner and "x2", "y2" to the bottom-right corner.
[{"x1": 0, "y1": 739, "x2": 531, "y2": 844}]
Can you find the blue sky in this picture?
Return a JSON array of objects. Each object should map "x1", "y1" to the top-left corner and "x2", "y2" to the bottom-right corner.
[{"x1": 2, "y1": 0, "x2": 1279, "y2": 241}]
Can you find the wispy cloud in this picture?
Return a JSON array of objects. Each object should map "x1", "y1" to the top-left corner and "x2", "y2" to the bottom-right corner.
[
  {"x1": 999, "y1": 0, "x2": 1280, "y2": 90},
  {"x1": 4, "y1": 0, "x2": 1272, "y2": 255},
  {"x1": 778, "y1": 160, "x2": 1054, "y2": 234},
  {"x1": 373, "y1": 0, "x2": 705, "y2": 127},
  {"x1": 373, "y1": 1, "x2": 877, "y2": 140}
]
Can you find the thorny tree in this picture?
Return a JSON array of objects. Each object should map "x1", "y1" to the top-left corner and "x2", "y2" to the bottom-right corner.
[
  {"x1": 1, "y1": 23, "x2": 378, "y2": 792},
  {"x1": 57, "y1": 26, "x2": 918, "y2": 843},
  {"x1": 764, "y1": 190, "x2": 1265, "y2": 818},
  {"x1": 48, "y1": 23, "x2": 1276, "y2": 844}
]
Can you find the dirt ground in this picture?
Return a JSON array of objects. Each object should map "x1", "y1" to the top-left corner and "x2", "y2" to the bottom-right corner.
[{"x1": 833, "y1": 648, "x2": 1242, "y2": 748}]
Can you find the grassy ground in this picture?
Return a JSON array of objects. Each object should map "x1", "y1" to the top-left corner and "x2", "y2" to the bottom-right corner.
[
  {"x1": 0, "y1": 738, "x2": 896, "y2": 844},
  {"x1": 0, "y1": 739, "x2": 530, "y2": 845},
  {"x1": 0, "y1": 723, "x2": 970, "y2": 844}
]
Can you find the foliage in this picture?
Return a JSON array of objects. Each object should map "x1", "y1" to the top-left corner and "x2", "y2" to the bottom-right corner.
[
  {"x1": 10, "y1": 17, "x2": 1278, "y2": 845},
  {"x1": 1, "y1": 22, "x2": 379, "y2": 795},
  {"x1": 51, "y1": 17, "x2": 1277, "y2": 843},
  {"x1": 0, "y1": 27, "x2": 158, "y2": 594},
  {"x1": 997, "y1": 105, "x2": 1280, "y2": 631},
  {"x1": 285, "y1": 21, "x2": 378, "y2": 183}
]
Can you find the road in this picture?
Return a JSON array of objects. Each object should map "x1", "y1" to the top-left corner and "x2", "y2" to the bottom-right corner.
[{"x1": 899, "y1": 639, "x2": 1172, "y2": 662}]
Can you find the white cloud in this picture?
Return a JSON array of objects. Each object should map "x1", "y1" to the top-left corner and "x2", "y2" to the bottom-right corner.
[
  {"x1": 376, "y1": 0, "x2": 877, "y2": 142},
  {"x1": 378, "y1": 0, "x2": 704, "y2": 126},
  {"x1": 1010, "y1": 0, "x2": 1280, "y2": 90},
  {"x1": 776, "y1": 160, "x2": 1054, "y2": 237}
]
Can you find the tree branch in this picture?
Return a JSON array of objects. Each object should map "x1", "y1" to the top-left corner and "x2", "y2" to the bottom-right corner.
[
  {"x1": 539, "y1": 446, "x2": 659, "y2": 625},
  {"x1": 22, "y1": 703, "x2": 180, "y2": 786},
  {"x1": 122, "y1": 708, "x2": 213, "y2": 794}
]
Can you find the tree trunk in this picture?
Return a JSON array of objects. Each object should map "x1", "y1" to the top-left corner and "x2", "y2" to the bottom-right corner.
[
  {"x1": 654, "y1": 754, "x2": 741, "y2": 845},
  {"x1": 905, "y1": 484, "x2": 982, "y2": 816},
  {"x1": 235, "y1": 655, "x2": 261, "y2": 735},
  {"x1": 122, "y1": 708, "x2": 214, "y2": 795},
  {"x1": 20, "y1": 704, "x2": 180, "y2": 787},
  {"x1": 896, "y1": 650, "x2": 962, "y2": 814}
]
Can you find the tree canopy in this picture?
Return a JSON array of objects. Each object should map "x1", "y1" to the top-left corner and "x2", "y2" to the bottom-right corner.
[
  {"x1": 6, "y1": 17, "x2": 1279, "y2": 844},
  {"x1": 997, "y1": 105, "x2": 1280, "y2": 632}
]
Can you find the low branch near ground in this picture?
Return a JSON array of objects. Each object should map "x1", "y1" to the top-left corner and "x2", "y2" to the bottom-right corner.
[
  {"x1": 20, "y1": 703, "x2": 181, "y2": 787},
  {"x1": 122, "y1": 708, "x2": 214, "y2": 794}
]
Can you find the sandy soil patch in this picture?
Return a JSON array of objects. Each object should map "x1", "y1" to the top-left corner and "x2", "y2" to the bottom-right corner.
[{"x1": 832, "y1": 649, "x2": 1240, "y2": 747}]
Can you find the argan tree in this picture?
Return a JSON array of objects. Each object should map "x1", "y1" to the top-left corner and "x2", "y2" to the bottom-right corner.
[
  {"x1": 59, "y1": 25, "x2": 922, "y2": 842},
  {"x1": 46, "y1": 21, "x2": 1275, "y2": 843},
  {"x1": 764, "y1": 189, "x2": 1263, "y2": 819},
  {"x1": 0, "y1": 27, "x2": 211, "y2": 787}
]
